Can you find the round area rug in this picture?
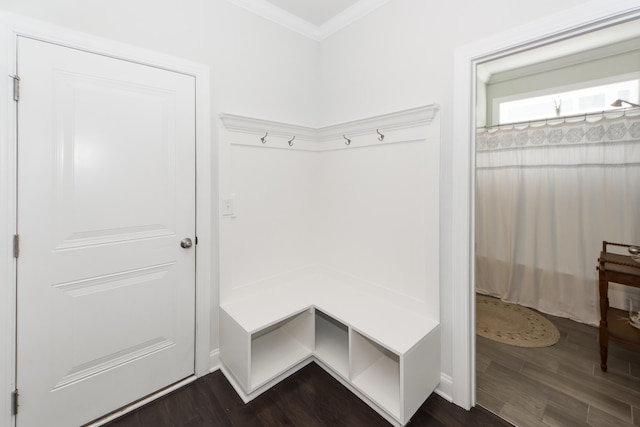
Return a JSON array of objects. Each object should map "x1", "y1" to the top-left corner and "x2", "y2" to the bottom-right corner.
[{"x1": 476, "y1": 294, "x2": 560, "y2": 347}]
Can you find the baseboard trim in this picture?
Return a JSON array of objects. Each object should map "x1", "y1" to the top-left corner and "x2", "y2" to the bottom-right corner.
[
  {"x1": 209, "y1": 348, "x2": 220, "y2": 372},
  {"x1": 86, "y1": 376, "x2": 197, "y2": 426},
  {"x1": 435, "y1": 373, "x2": 453, "y2": 403}
]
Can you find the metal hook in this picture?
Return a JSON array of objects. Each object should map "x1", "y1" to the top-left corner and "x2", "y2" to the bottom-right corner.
[
  {"x1": 288, "y1": 136, "x2": 295, "y2": 146},
  {"x1": 343, "y1": 135, "x2": 351, "y2": 145},
  {"x1": 261, "y1": 132, "x2": 268, "y2": 144},
  {"x1": 376, "y1": 129, "x2": 384, "y2": 141}
]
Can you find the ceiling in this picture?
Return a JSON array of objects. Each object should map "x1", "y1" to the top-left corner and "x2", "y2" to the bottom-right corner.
[
  {"x1": 264, "y1": 0, "x2": 362, "y2": 26},
  {"x1": 226, "y1": 0, "x2": 391, "y2": 40}
]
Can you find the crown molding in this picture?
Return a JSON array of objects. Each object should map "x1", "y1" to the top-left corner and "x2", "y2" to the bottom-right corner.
[
  {"x1": 224, "y1": 0, "x2": 391, "y2": 41},
  {"x1": 318, "y1": 0, "x2": 392, "y2": 40},
  {"x1": 225, "y1": 0, "x2": 322, "y2": 40},
  {"x1": 220, "y1": 104, "x2": 440, "y2": 151}
]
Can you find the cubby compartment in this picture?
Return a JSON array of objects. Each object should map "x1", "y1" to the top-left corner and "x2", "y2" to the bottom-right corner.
[
  {"x1": 314, "y1": 310, "x2": 349, "y2": 378},
  {"x1": 220, "y1": 277, "x2": 441, "y2": 425},
  {"x1": 350, "y1": 331, "x2": 401, "y2": 420},
  {"x1": 250, "y1": 309, "x2": 314, "y2": 390}
]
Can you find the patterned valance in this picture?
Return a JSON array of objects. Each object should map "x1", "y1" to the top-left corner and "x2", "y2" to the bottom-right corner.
[
  {"x1": 476, "y1": 112, "x2": 640, "y2": 168},
  {"x1": 477, "y1": 112, "x2": 640, "y2": 151}
]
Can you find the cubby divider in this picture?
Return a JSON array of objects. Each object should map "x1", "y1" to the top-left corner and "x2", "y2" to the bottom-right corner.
[{"x1": 314, "y1": 310, "x2": 349, "y2": 378}]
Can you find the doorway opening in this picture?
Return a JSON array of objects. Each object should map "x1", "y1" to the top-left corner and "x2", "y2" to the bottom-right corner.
[{"x1": 473, "y1": 16, "x2": 640, "y2": 426}]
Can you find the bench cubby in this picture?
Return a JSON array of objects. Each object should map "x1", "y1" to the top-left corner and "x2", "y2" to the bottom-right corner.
[
  {"x1": 315, "y1": 309, "x2": 349, "y2": 378},
  {"x1": 219, "y1": 272, "x2": 440, "y2": 426},
  {"x1": 351, "y1": 331, "x2": 401, "y2": 419},
  {"x1": 250, "y1": 309, "x2": 314, "y2": 390}
]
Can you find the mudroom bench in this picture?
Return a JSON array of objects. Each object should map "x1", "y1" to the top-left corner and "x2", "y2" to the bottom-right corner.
[{"x1": 219, "y1": 269, "x2": 440, "y2": 427}]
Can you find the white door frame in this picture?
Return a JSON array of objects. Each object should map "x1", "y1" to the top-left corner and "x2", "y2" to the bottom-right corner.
[
  {"x1": 0, "y1": 12, "x2": 215, "y2": 426},
  {"x1": 450, "y1": 0, "x2": 640, "y2": 410}
]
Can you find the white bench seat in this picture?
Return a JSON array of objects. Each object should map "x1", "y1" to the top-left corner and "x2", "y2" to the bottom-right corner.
[{"x1": 219, "y1": 268, "x2": 440, "y2": 427}]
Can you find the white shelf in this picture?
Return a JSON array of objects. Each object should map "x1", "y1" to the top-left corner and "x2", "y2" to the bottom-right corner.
[
  {"x1": 351, "y1": 331, "x2": 400, "y2": 420},
  {"x1": 222, "y1": 268, "x2": 439, "y2": 353},
  {"x1": 250, "y1": 311, "x2": 313, "y2": 390},
  {"x1": 313, "y1": 277, "x2": 438, "y2": 355},
  {"x1": 221, "y1": 278, "x2": 317, "y2": 334},
  {"x1": 315, "y1": 310, "x2": 349, "y2": 378}
]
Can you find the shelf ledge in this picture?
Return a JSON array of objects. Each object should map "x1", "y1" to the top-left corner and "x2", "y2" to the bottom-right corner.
[{"x1": 220, "y1": 104, "x2": 440, "y2": 151}]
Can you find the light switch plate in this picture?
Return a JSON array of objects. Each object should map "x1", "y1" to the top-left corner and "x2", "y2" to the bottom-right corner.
[{"x1": 222, "y1": 197, "x2": 234, "y2": 216}]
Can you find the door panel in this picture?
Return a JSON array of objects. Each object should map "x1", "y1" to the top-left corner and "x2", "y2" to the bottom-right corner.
[
  {"x1": 16, "y1": 37, "x2": 196, "y2": 427},
  {"x1": 54, "y1": 72, "x2": 177, "y2": 248}
]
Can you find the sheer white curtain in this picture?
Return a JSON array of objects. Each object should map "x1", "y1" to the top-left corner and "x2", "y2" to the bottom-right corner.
[{"x1": 476, "y1": 112, "x2": 640, "y2": 325}]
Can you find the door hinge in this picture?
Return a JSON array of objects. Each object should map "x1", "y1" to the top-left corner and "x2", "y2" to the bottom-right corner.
[
  {"x1": 12, "y1": 75, "x2": 19, "y2": 102},
  {"x1": 11, "y1": 389, "x2": 18, "y2": 415},
  {"x1": 13, "y1": 234, "x2": 19, "y2": 258}
]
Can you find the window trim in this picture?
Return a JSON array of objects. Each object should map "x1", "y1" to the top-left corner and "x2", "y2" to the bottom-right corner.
[{"x1": 491, "y1": 71, "x2": 640, "y2": 125}]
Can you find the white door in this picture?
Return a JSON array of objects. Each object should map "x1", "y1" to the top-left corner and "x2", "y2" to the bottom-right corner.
[{"x1": 16, "y1": 37, "x2": 196, "y2": 427}]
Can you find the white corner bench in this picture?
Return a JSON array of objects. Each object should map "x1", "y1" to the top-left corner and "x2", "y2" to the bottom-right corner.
[{"x1": 219, "y1": 268, "x2": 440, "y2": 426}]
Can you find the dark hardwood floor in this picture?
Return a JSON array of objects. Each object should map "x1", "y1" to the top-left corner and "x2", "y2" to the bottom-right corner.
[
  {"x1": 105, "y1": 362, "x2": 510, "y2": 427},
  {"x1": 477, "y1": 307, "x2": 640, "y2": 426}
]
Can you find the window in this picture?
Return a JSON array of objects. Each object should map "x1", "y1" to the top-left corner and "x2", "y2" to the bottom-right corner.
[{"x1": 496, "y1": 78, "x2": 640, "y2": 125}]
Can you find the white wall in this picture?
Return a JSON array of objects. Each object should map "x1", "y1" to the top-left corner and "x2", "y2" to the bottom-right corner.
[
  {"x1": 1, "y1": 0, "x2": 620, "y2": 410},
  {"x1": 218, "y1": 121, "x2": 440, "y2": 320},
  {"x1": 219, "y1": 144, "x2": 322, "y2": 301},
  {"x1": 317, "y1": 0, "x2": 594, "y2": 392},
  {"x1": 317, "y1": 141, "x2": 439, "y2": 314},
  {"x1": 0, "y1": 0, "x2": 321, "y2": 123},
  {"x1": 0, "y1": 0, "x2": 320, "y2": 352}
]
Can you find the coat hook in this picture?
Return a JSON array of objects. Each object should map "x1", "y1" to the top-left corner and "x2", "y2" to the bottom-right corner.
[
  {"x1": 288, "y1": 136, "x2": 295, "y2": 146},
  {"x1": 343, "y1": 134, "x2": 351, "y2": 145},
  {"x1": 261, "y1": 132, "x2": 268, "y2": 144},
  {"x1": 376, "y1": 129, "x2": 385, "y2": 141}
]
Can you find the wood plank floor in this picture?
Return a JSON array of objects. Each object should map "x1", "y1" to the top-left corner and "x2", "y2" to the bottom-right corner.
[
  {"x1": 105, "y1": 362, "x2": 510, "y2": 427},
  {"x1": 477, "y1": 305, "x2": 640, "y2": 427}
]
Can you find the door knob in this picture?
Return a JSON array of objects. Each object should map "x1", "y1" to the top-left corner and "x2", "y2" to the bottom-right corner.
[{"x1": 180, "y1": 238, "x2": 193, "y2": 249}]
